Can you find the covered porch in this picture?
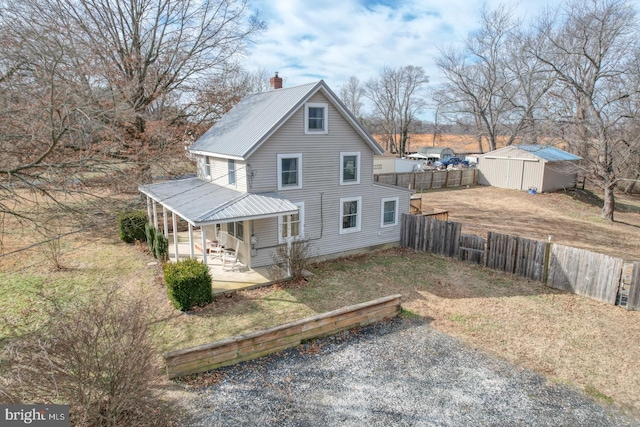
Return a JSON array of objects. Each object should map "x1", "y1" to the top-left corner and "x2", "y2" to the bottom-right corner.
[
  {"x1": 168, "y1": 230, "x2": 274, "y2": 295},
  {"x1": 139, "y1": 177, "x2": 299, "y2": 294}
]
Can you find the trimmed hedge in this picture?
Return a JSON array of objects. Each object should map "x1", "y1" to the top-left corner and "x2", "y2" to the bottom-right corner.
[
  {"x1": 154, "y1": 233, "x2": 169, "y2": 262},
  {"x1": 163, "y1": 259, "x2": 213, "y2": 311},
  {"x1": 117, "y1": 211, "x2": 148, "y2": 243}
]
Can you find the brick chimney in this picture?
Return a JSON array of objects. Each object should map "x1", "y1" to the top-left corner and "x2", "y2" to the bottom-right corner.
[{"x1": 270, "y1": 72, "x2": 283, "y2": 90}]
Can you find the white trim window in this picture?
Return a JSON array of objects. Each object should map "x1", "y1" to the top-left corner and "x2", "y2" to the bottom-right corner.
[
  {"x1": 227, "y1": 221, "x2": 244, "y2": 241},
  {"x1": 278, "y1": 202, "x2": 304, "y2": 243},
  {"x1": 340, "y1": 152, "x2": 360, "y2": 185},
  {"x1": 228, "y1": 159, "x2": 236, "y2": 185},
  {"x1": 204, "y1": 156, "x2": 211, "y2": 179},
  {"x1": 277, "y1": 153, "x2": 303, "y2": 190},
  {"x1": 305, "y1": 102, "x2": 328, "y2": 134},
  {"x1": 380, "y1": 197, "x2": 399, "y2": 227},
  {"x1": 340, "y1": 196, "x2": 361, "y2": 234}
]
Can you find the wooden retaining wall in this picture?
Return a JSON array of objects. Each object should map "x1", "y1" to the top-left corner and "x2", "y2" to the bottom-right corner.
[
  {"x1": 547, "y1": 245, "x2": 623, "y2": 304},
  {"x1": 485, "y1": 232, "x2": 547, "y2": 281},
  {"x1": 163, "y1": 294, "x2": 403, "y2": 379},
  {"x1": 375, "y1": 169, "x2": 477, "y2": 190}
]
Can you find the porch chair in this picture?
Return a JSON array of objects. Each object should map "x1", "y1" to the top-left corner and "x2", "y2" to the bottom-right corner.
[
  {"x1": 209, "y1": 229, "x2": 226, "y2": 259},
  {"x1": 222, "y1": 240, "x2": 241, "y2": 271}
]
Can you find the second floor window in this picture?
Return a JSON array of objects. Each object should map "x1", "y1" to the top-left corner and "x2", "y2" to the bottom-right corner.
[
  {"x1": 277, "y1": 153, "x2": 302, "y2": 190},
  {"x1": 204, "y1": 156, "x2": 211, "y2": 179},
  {"x1": 228, "y1": 159, "x2": 236, "y2": 185},
  {"x1": 340, "y1": 152, "x2": 360, "y2": 185}
]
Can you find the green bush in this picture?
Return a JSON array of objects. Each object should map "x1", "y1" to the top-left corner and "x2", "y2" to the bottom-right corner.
[
  {"x1": 117, "y1": 210, "x2": 148, "y2": 243},
  {"x1": 163, "y1": 259, "x2": 213, "y2": 311},
  {"x1": 154, "y1": 232, "x2": 169, "y2": 262},
  {"x1": 145, "y1": 222, "x2": 157, "y2": 253}
]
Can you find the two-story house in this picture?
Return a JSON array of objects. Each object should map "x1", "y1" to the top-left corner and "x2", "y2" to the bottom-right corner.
[{"x1": 139, "y1": 75, "x2": 412, "y2": 270}]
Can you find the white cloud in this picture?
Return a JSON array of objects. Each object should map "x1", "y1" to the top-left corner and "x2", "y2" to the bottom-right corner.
[{"x1": 246, "y1": 0, "x2": 566, "y2": 116}]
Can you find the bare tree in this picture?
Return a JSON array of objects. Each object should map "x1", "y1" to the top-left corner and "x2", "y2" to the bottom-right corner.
[
  {"x1": 435, "y1": 5, "x2": 543, "y2": 152},
  {"x1": 531, "y1": 0, "x2": 640, "y2": 220},
  {"x1": 364, "y1": 66, "x2": 428, "y2": 157},
  {"x1": 339, "y1": 76, "x2": 365, "y2": 120}
]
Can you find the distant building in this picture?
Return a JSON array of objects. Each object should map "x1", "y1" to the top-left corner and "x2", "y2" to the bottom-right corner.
[
  {"x1": 415, "y1": 147, "x2": 455, "y2": 162},
  {"x1": 477, "y1": 145, "x2": 582, "y2": 192}
]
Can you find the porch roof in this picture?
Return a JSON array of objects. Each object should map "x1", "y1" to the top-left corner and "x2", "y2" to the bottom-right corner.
[{"x1": 139, "y1": 177, "x2": 299, "y2": 226}]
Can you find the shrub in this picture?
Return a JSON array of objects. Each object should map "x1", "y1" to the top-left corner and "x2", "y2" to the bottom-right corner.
[
  {"x1": 163, "y1": 259, "x2": 213, "y2": 311},
  {"x1": 154, "y1": 232, "x2": 169, "y2": 262},
  {"x1": 117, "y1": 210, "x2": 148, "y2": 243},
  {"x1": 270, "y1": 238, "x2": 314, "y2": 282},
  {"x1": 145, "y1": 222, "x2": 157, "y2": 253},
  {"x1": 0, "y1": 286, "x2": 164, "y2": 426}
]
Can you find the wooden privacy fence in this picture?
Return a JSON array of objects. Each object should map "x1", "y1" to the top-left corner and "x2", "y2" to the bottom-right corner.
[
  {"x1": 163, "y1": 294, "x2": 403, "y2": 378},
  {"x1": 547, "y1": 245, "x2": 623, "y2": 305},
  {"x1": 375, "y1": 169, "x2": 477, "y2": 190},
  {"x1": 628, "y1": 262, "x2": 640, "y2": 310},
  {"x1": 400, "y1": 214, "x2": 639, "y2": 308},
  {"x1": 486, "y1": 232, "x2": 547, "y2": 281},
  {"x1": 400, "y1": 214, "x2": 460, "y2": 257}
]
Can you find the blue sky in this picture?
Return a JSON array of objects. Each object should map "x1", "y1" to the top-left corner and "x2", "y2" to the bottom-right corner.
[{"x1": 246, "y1": 0, "x2": 565, "y2": 102}]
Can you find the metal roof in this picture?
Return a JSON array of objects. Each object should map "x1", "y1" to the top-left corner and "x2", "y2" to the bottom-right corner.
[
  {"x1": 514, "y1": 145, "x2": 582, "y2": 162},
  {"x1": 188, "y1": 80, "x2": 383, "y2": 159},
  {"x1": 139, "y1": 178, "x2": 299, "y2": 226}
]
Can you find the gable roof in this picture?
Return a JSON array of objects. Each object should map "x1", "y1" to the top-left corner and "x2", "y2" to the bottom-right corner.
[
  {"x1": 480, "y1": 145, "x2": 582, "y2": 162},
  {"x1": 188, "y1": 80, "x2": 383, "y2": 159}
]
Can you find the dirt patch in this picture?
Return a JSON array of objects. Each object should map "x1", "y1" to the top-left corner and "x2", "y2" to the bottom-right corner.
[{"x1": 419, "y1": 186, "x2": 640, "y2": 260}]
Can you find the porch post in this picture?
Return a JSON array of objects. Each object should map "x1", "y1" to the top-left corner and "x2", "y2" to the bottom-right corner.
[
  {"x1": 146, "y1": 196, "x2": 152, "y2": 222},
  {"x1": 188, "y1": 223, "x2": 195, "y2": 259},
  {"x1": 152, "y1": 201, "x2": 158, "y2": 230},
  {"x1": 172, "y1": 212, "x2": 178, "y2": 262},
  {"x1": 163, "y1": 206, "x2": 169, "y2": 237},
  {"x1": 201, "y1": 227, "x2": 208, "y2": 265}
]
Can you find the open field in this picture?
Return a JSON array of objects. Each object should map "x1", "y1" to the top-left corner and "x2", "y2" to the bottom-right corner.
[{"x1": 2, "y1": 187, "x2": 639, "y2": 419}]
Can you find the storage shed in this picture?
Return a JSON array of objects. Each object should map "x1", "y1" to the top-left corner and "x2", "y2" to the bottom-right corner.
[{"x1": 477, "y1": 145, "x2": 581, "y2": 192}]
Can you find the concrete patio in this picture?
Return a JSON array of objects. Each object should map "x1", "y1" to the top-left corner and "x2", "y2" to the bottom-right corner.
[{"x1": 167, "y1": 231, "x2": 278, "y2": 295}]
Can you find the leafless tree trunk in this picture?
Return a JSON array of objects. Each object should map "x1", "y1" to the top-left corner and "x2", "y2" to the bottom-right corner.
[
  {"x1": 530, "y1": 0, "x2": 640, "y2": 221},
  {"x1": 339, "y1": 76, "x2": 365, "y2": 120},
  {"x1": 364, "y1": 66, "x2": 428, "y2": 157}
]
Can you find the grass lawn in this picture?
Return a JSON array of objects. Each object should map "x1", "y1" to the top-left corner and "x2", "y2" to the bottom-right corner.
[{"x1": 2, "y1": 186, "x2": 639, "y2": 418}]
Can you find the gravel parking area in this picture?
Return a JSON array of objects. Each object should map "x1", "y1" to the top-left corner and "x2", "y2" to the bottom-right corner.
[{"x1": 181, "y1": 317, "x2": 639, "y2": 426}]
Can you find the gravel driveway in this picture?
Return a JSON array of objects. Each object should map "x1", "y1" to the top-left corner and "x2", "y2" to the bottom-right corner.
[{"x1": 181, "y1": 317, "x2": 639, "y2": 426}]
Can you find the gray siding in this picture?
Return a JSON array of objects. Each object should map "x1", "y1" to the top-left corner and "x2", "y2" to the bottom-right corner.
[
  {"x1": 541, "y1": 163, "x2": 578, "y2": 192},
  {"x1": 196, "y1": 154, "x2": 248, "y2": 192},
  {"x1": 247, "y1": 92, "x2": 410, "y2": 268}
]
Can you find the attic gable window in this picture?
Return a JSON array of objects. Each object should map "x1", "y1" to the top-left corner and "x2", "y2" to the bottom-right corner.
[{"x1": 305, "y1": 102, "x2": 328, "y2": 134}]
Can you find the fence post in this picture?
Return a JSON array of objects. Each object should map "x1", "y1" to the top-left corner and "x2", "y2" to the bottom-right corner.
[{"x1": 542, "y1": 241, "x2": 551, "y2": 283}]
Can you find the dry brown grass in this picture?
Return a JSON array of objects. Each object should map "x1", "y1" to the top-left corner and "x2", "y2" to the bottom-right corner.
[{"x1": 418, "y1": 185, "x2": 640, "y2": 260}]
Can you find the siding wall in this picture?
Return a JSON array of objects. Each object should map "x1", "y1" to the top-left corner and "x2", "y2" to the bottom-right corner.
[
  {"x1": 478, "y1": 147, "x2": 543, "y2": 190},
  {"x1": 541, "y1": 163, "x2": 578, "y2": 192},
  {"x1": 247, "y1": 92, "x2": 411, "y2": 267},
  {"x1": 196, "y1": 155, "x2": 248, "y2": 193}
]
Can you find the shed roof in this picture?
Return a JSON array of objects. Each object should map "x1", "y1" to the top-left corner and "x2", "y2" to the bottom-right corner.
[
  {"x1": 516, "y1": 145, "x2": 581, "y2": 162},
  {"x1": 479, "y1": 145, "x2": 581, "y2": 162},
  {"x1": 188, "y1": 80, "x2": 383, "y2": 159},
  {"x1": 139, "y1": 178, "x2": 299, "y2": 226}
]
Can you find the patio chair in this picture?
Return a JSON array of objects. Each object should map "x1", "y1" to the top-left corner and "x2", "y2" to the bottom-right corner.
[{"x1": 222, "y1": 240, "x2": 241, "y2": 271}]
